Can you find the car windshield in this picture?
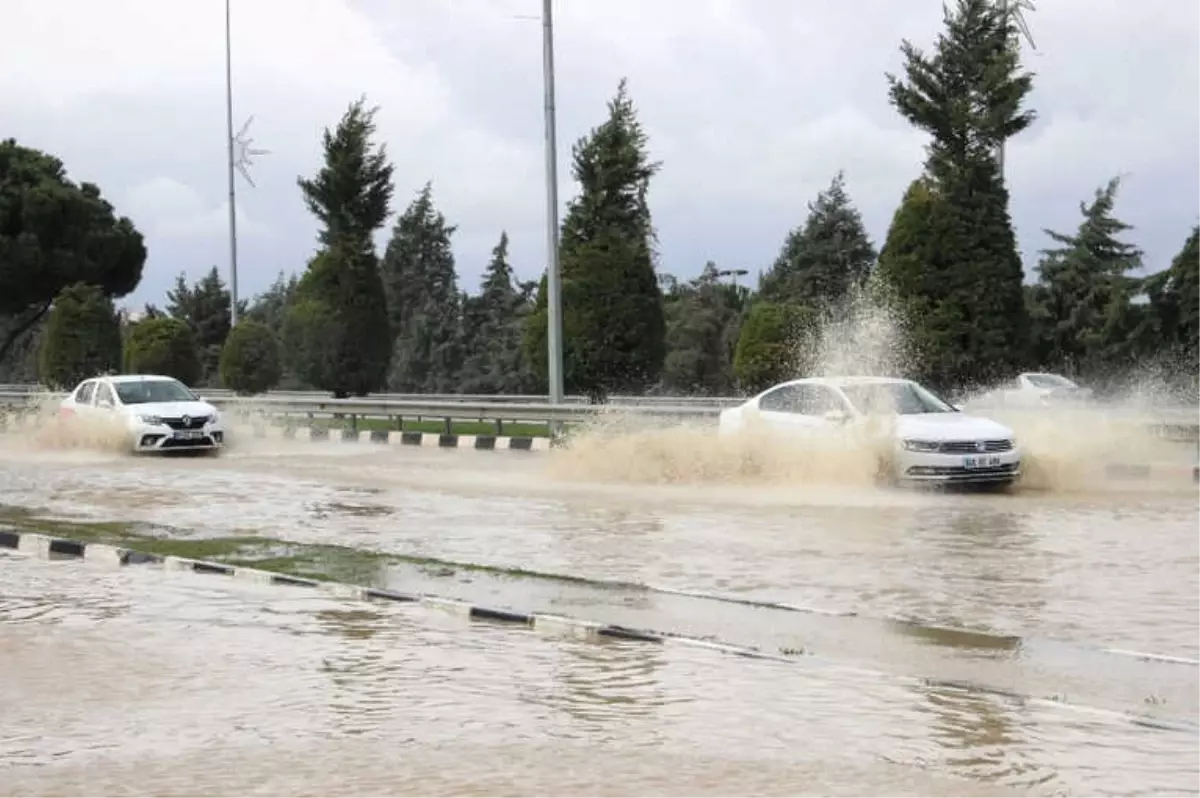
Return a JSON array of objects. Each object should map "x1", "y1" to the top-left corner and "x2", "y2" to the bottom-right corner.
[
  {"x1": 840, "y1": 382, "x2": 956, "y2": 416},
  {"x1": 113, "y1": 379, "x2": 195, "y2": 405},
  {"x1": 1026, "y1": 373, "x2": 1079, "y2": 390}
]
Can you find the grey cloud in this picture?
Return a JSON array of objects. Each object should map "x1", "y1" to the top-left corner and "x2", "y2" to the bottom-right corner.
[{"x1": 2, "y1": 0, "x2": 1195, "y2": 313}]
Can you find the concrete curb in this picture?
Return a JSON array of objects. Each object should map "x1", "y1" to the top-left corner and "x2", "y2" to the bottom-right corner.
[
  {"x1": 235, "y1": 424, "x2": 552, "y2": 452},
  {"x1": 2, "y1": 528, "x2": 1196, "y2": 734},
  {"x1": 0, "y1": 531, "x2": 689, "y2": 651}
]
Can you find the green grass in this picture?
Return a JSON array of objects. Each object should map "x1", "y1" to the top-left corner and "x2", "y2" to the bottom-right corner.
[
  {"x1": 0, "y1": 504, "x2": 627, "y2": 590},
  {"x1": 285, "y1": 416, "x2": 557, "y2": 438}
]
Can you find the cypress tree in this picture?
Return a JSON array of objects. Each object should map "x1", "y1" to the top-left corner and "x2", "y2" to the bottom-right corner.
[
  {"x1": 759, "y1": 171, "x2": 877, "y2": 311},
  {"x1": 525, "y1": 79, "x2": 666, "y2": 401},
  {"x1": 380, "y1": 183, "x2": 463, "y2": 392},
  {"x1": 1027, "y1": 177, "x2": 1144, "y2": 380},
  {"x1": 878, "y1": 0, "x2": 1035, "y2": 390},
  {"x1": 287, "y1": 97, "x2": 394, "y2": 397}
]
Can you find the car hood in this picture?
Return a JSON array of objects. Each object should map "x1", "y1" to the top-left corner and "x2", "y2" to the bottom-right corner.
[
  {"x1": 892, "y1": 412, "x2": 1013, "y2": 442},
  {"x1": 122, "y1": 401, "x2": 217, "y2": 418}
]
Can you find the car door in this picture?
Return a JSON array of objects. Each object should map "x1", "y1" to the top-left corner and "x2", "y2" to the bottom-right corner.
[
  {"x1": 94, "y1": 382, "x2": 118, "y2": 417},
  {"x1": 63, "y1": 380, "x2": 96, "y2": 419},
  {"x1": 757, "y1": 384, "x2": 831, "y2": 433}
]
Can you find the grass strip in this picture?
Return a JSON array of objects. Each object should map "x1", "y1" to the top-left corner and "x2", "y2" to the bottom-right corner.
[{"x1": 0, "y1": 504, "x2": 634, "y2": 590}]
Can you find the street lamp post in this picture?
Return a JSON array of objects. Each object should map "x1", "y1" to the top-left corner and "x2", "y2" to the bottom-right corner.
[
  {"x1": 223, "y1": 0, "x2": 267, "y2": 329},
  {"x1": 224, "y1": 0, "x2": 239, "y2": 327},
  {"x1": 541, "y1": 0, "x2": 564, "y2": 408}
]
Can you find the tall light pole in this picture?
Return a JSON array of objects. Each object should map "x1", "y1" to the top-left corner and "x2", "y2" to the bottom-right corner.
[
  {"x1": 223, "y1": 0, "x2": 267, "y2": 328},
  {"x1": 224, "y1": 0, "x2": 239, "y2": 327},
  {"x1": 542, "y1": 0, "x2": 564, "y2": 407},
  {"x1": 996, "y1": 0, "x2": 1036, "y2": 179}
]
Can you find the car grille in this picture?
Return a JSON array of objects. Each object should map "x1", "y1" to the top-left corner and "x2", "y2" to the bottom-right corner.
[
  {"x1": 938, "y1": 439, "x2": 1013, "y2": 454},
  {"x1": 163, "y1": 416, "x2": 210, "y2": 430}
]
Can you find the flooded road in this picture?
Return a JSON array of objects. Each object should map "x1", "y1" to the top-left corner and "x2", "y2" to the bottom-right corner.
[
  {"x1": 2, "y1": 549, "x2": 1196, "y2": 797},
  {"x1": 1, "y1": 434, "x2": 1195, "y2": 659},
  {"x1": 0, "y1": 429, "x2": 1197, "y2": 795}
]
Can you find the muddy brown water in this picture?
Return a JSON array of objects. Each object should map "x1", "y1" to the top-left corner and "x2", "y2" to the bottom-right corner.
[{"x1": 0, "y1": 429, "x2": 1197, "y2": 795}]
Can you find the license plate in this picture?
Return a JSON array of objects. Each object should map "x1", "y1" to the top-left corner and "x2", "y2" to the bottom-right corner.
[
  {"x1": 963, "y1": 455, "x2": 1002, "y2": 469},
  {"x1": 175, "y1": 430, "x2": 204, "y2": 440}
]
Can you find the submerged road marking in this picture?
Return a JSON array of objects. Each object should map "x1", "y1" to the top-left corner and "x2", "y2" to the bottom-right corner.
[{"x1": 1, "y1": 528, "x2": 1196, "y2": 735}]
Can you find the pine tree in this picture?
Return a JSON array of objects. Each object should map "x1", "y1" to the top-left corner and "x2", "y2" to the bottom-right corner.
[
  {"x1": 662, "y1": 262, "x2": 743, "y2": 395},
  {"x1": 286, "y1": 97, "x2": 394, "y2": 396},
  {"x1": 165, "y1": 266, "x2": 243, "y2": 386},
  {"x1": 1027, "y1": 177, "x2": 1143, "y2": 380},
  {"x1": 878, "y1": 0, "x2": 1035, "y2": 389},
  {"x1": 759, "y1": 171, "x2": 877, "y2": 310},
  {"x1": 524, "y1": 78, "x2": 666, "y2": 401},
  {"x1": 1161, "y1": 224, "x2": 1200, "y2": 360},
  {"x1": 460, "y1": 232, "x2": 536, "y2": 393},
  {"x1": 380, "y1": 183, "x2": 463, "y2": 392}
]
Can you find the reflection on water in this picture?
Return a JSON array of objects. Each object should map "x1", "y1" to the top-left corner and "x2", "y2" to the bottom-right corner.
[
  {"x1": 896, "y1": 509, "x2": 1048, "y2": 635},
  {"x1": 0, "y1": 441, "x2": 1195, "y2": 659},
  {"x1": 1, "y1": 552, "x2": 1197, "y2": 797}
]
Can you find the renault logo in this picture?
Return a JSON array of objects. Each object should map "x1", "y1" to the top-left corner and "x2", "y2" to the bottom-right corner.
[{"x1": 181, "y1": 415, "x2": 191, "y2": 426}]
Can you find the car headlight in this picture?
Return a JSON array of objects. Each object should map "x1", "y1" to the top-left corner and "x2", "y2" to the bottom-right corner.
[
  {"x1": 901, "y1": 439, "x2": 941, "y2": 453},
  {"x1": 138, "y1": 415, "x2": 164, "y2": 425}
]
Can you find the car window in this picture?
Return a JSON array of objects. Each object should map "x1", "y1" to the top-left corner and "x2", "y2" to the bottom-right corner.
[
  {"x1": 95, "y1": 383, "x2": 116, "y2": 407},
  {"x1": 75, "y1": 381, "x2": 95, "y2": 405},
  {"x1": 840, "y1": 382, "x2": 955, "y2": 415},
  {"x1": 760, "y1": 384, "x2": 847, "y2": 415},
  {"x1": 1026, "y1": 373, "x2": 1077, "y2": 390},
  {"x1": 114, "y1": 379, "x2": 195, "y2": 405}
]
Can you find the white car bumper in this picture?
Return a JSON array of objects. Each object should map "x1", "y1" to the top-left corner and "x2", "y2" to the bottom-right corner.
[
  {"x1": 895, "y1": 446, "x2": 1022, "y2": 485},
  {"x1": 130, "y1": 419, "x2": 225, "y2": 452}
]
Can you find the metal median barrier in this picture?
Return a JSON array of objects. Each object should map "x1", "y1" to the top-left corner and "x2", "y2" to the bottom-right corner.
[
  {"x1": 0, "y1": 389, "x2": 721, "y2": 437},
  {"x1": 0, "y1": 388, "x2": 1194, "y2": 441}
]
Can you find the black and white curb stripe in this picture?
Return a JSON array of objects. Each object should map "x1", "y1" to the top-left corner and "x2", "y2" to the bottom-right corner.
[
  {"x1": 3, "y1": 528, "x2": 1196, "y2": 734},
  {"x1": 237, "y1": 424, "x2": 552, "y2": 451},
  {"x1": 0, "y1": 530, "x2": 686, "y2": 647}
]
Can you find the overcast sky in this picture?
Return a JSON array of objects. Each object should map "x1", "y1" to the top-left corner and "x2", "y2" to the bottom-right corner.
[{"x1": 5, "y1": 0, "x2": 1198, "y2": 310}]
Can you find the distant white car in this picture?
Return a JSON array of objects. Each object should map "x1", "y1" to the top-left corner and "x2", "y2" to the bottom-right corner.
[
  {"x1": 58, "y1": 374, "x2": 225, "y2": 454},
  {"x1": 976, "y1": 371, "x2": 1093, "y2": 408},
  {"x1": 718, "y1": 376, "x2": 1022, "y2": 486}
]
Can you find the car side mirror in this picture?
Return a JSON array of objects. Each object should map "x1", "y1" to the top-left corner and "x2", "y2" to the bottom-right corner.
[{"x1": 822, "y1": 409, "x2": 847, "y2": 424}]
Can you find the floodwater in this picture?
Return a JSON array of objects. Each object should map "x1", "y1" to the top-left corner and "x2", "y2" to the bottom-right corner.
[
  {"x1": 1, "y1": 550, "x2": 1195, "y2": 797},
  {"x1": 0, "y1": 420, "x2": 1198, "y2": 795}
]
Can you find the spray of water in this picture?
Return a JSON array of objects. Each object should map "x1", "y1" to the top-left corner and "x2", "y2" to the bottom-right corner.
[
  {"x1": 0, "y1": 393, "x2": 135, "y2": 455},
  {"x1": 546, "y1": 280, "x2": 914, "y2": 488},
  {"x1": 546, "y1": 278, "x2": 1197, "y2": 495}
]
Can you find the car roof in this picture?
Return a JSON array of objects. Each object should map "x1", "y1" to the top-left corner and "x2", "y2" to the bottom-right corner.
[
  {"x1": 767, "y1": 376, "x2": 912, "y2": 390},
  {"x1": 102, "y1": 374, "x2": 181, "y2": 384}
]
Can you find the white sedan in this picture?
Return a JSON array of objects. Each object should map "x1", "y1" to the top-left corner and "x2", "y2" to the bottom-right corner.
[
  {"x1": 974, "y1": 371, "x2": 1093, "y2": 408},
  {"x1": 59, "y1": 374, "x2": 225, "y2": 454},
  {"x1": 718, "y1": 376, "x2": 1022, "y2": 486}
]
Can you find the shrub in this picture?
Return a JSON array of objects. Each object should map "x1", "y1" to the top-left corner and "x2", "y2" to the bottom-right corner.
[
  {"x1": 732, "y1": 301, "x2": 816, "y2": 393},
  {"x1": 38, "y1": 283, "x2": 122, "y2": 390},
  {"x1": 219, "y1": 320, "x2": 282, "y2": 395},
  {"x1": 123, "y1": 316, "x2": 201, "y2": 385}
]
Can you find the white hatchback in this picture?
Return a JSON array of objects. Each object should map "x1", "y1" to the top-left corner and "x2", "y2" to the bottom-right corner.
[
  {"x1": 718, "y1": 376, "x2": 1022, "y2": 486},
  {"x1": 58, "y1": 374, "x2": 225, "y2": 454}
]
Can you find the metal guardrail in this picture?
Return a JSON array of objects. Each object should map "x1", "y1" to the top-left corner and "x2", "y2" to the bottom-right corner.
[
  {"x1": 0, "y1": 391, "x2": 719, "y2": 434},
  {"x1": 0, "y1": 384, "x2": 737, "y2": 408},
  {"x1": 0, "y1": 389, "x2": 1194, "y2": 439}
]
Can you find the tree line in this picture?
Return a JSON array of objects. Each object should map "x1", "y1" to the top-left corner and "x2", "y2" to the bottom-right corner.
[{"x1": 1, "y1": 0, "x2": 1196, "y2": 400}]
